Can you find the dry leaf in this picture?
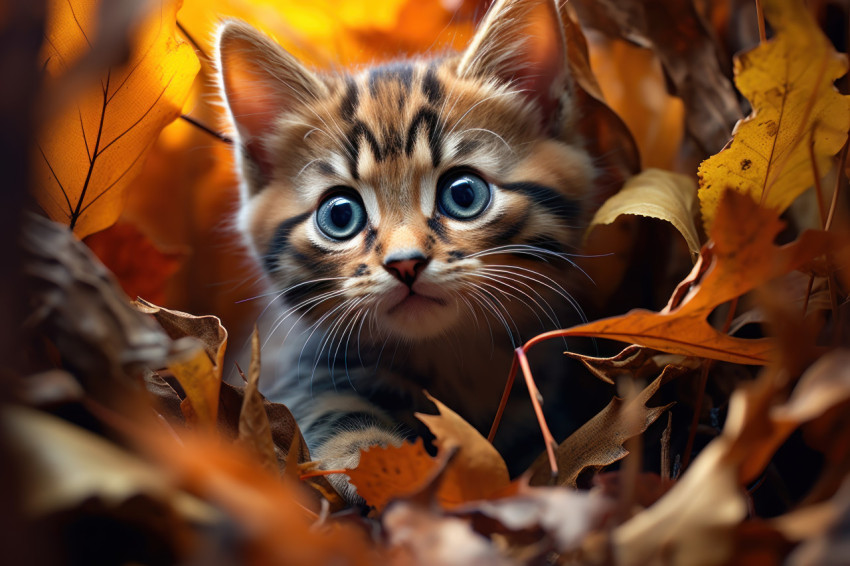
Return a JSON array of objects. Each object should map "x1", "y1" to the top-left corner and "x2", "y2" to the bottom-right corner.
[
  {"x1": 572, "y1": 0, "x2": 741, "y2": 155},
  {"x1": 237, "y1": 327, "x2": 277, "y2": 474},
  {"x1": 416, "y1": 392, "x2": 511, "y2": 506},
  {"x1": 1, "y1": 405, "x2": 214, "y2": 522},
  {"x1": 85, "y1": 221, "x2": 187, "y2": 306},
  {"x1": 135, "y1": 299, "x2": 227, "y2": 428},
  {"x1": 346, "y1": 438, "x2": 439, "y2": 513},
  {"x1": 539, "y1": 190, "x2": 832, "y2": 364},
  {"x1": 588, "y1": 168, "x2": 701, "y2": 257},
  {"x1": 21, "y1": 214, "x2": 173, "y2": 387},
  {"x1": 697, "y1": 0, "x2": 850, "y2": 230},
  {"x1": 34, "y1": 0, "x2": 199, "y2": 237},
  {"x1": 528, "y1": 369, "x2": 674, "y2": 487}
]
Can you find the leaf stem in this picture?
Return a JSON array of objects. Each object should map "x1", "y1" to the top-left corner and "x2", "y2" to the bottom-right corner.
[
  {"x1": 755, "y1": 0, "x2": 766, "y2": 43},
  {"x1": 487, "y1": 356, "x2": 517, "y2": 442},
  {"x1": 515, "y1": 346, "x2": 558, "y2": 481}
]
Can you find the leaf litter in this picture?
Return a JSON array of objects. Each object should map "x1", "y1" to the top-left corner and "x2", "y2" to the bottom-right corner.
[{"x1": 7, "y1": 0, "x2": 850, "y2": 564}]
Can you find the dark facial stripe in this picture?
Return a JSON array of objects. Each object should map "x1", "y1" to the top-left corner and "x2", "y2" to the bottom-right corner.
[
  {"x1": 363, "y1": 225, "x2": 378, "y2": 252},
  {"x1": 422, "y1": 66, "x2": 443, "y2": 105},
  {"x1": 501, "y1": 182, "x2": 582, "y2": 224},
  {"x1": 488, "y1": 210, "x2": 529, "y2": 243},
  {"x1": 405, "y1": 107, "x2": 442, "y2": 168},
  {"x1": 521, "y1": 235, "x2": 568, "y2": 255},
  {"x1": 427, "y1": 215, "x2": 449, "y2": 243},
  {"x1": 348, "y1": 120, "x2": 383, "y2": 179},
  {"x1": 339, "y1": 78, "x2": 359, "y2": 122},
  {"x1": 263, "y1": 211, "x2": 312, "y2": 273},
  {"x1": 452, "y1": 138, "x2": 481, "y2": 160}
]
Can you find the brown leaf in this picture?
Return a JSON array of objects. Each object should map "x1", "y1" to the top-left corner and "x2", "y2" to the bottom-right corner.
[
  {"x1": 565, "y1": 344, "x2": 700, "y2": 384},
  {"x1": 416, "y1": 392, "x2": 511, "y2": 506},
  {"x1": 237, "y1": 328, "x2": 277, "y2": 474},
  {"x1": 21, "y1": 214, "x2": 173, "y2": 390},
  {"x1": 528, "y1": 369, "x2": 675, "y2": 487},
  {"x1": 573, "y1": 0, "x2": 741, "y2": 154},
  {"x1": 134, "y1": 299, "x2": 227, "y2": 370}
]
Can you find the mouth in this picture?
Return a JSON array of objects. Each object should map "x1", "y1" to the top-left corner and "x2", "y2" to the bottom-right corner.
[{"x1": 387, "y1": 291, "x2": 447, "y2": 315}]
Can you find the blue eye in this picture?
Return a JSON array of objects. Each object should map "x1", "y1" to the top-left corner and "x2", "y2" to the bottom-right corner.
[
  {"x1": 316, "y1": 191, "x2": 367, "y2": 240},
  {"x1": 437, "y1": 170, "x2": 491, "y2": 220}
]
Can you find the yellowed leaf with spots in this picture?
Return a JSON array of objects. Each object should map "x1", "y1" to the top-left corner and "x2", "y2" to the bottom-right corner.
[
  {"x1": 697, "y1": 0, "x2": 850, "y2": 230},
  {"x1": 35, "y1": 0, "x2": 199, "y2": 238}
]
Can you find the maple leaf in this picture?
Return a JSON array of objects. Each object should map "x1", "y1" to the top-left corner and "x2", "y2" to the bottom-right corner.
[
  {"x1": 34, "y1": 0, "x2": 199, "y2": 238},
  {"x1": 698, "y1": 0, "x2": 850, "y2": 230}
]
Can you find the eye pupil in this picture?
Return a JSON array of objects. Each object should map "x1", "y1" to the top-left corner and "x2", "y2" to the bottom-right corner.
[
  {"x1": 330, "y1": 200, "x2": 353, "y2": 227},
  {"x1": 316, "y1": 191, "x2": 366, "y2": 240},
  {"x1": 451, "y1": 182, "x2": 476, "y2": 208},
  {"x1": 438, "y1": 171, "x2": 490, "y2": 220}
]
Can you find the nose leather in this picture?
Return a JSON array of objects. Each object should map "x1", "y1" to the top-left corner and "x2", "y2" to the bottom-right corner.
[{"x1": 384, "y1": 250, "x2": 429, "y2": 287}]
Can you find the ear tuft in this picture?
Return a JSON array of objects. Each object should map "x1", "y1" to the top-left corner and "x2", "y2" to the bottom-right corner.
[
  {"x1": 215, "y1": 20, "x2": 325, "y2": 192},
  {"x1": 457, "y1": 0, "x2": 569, "y2": 137}
]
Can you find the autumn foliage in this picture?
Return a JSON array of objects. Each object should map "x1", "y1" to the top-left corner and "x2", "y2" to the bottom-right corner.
[{"x1": 4, "y1": 0, "x2": 850, "y2": 564}]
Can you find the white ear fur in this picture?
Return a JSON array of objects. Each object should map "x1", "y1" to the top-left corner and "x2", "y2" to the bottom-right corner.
[
  {"x1": 215, "y1": 20, "x2": 326, "y2": 191},
  {"x1": 457, "y1": 0, "x2": 570, "y2": 137}
]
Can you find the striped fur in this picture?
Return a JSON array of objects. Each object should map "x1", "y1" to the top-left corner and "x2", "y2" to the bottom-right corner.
[{"x1": 217, "y1": 0, "x2": 600, "y2": 503}]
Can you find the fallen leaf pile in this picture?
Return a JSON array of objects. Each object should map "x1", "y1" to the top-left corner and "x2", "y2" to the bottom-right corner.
[{"x1": 4, "y1": 0, "x2": 850, "y2": 564}]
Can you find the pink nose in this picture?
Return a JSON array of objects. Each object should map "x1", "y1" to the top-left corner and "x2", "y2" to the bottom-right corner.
[{"x1": 384, "y1": 251, "x2": 429, "y2": 287}]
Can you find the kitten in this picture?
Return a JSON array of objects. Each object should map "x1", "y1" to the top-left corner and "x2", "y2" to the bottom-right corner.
[{"x1": 216, "y1": 0, "x2": 604, "y2": 501}]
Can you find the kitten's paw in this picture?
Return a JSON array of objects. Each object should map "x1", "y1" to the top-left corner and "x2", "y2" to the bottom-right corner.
[{"x1": 314, "y1": 426, "x2": 405, "y2": 505}]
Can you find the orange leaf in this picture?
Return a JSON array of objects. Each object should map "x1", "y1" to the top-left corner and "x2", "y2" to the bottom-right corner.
[
  {"x1": 529, "y1": 190, "x2": 832, "y2": 364},
  {"x1": 346, "y1": 438, "x2": 439, "y2": 512},
  {"x1": 84, "y1": 221, "x2": 187, "y2": 306},
  {"x1": 34, "y1": 0, "x2": 199, "y2": 237},
  {"x1": 416, "y1": 392, "x2": 511, "y2": 507}
]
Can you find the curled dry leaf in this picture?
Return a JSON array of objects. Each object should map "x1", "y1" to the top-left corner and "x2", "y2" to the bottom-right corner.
[
  {"x1": 572, "y1": 0, "x2": 741, "y2": 154},
  {"x1": 34, "y1": 0, "x2": 199, "y2": 238},
  {"x1": 21, "y1": 214, "x2": 173, "y2": 388},
  {"x1": 237, "y1": 327, "x2": 277, "y2": 474},
  {"x1": 614, "y1": 348, "x2": 850, "y2": 565},
  {"x1": 588, "y1": 168, "x2": 701, "y2": 258},
  {"x1": 534, "y1": 190, "x2": 832, "y2": 365},
  {"x1": 528, "y1": 368, "x2": 675, "y2": 488},
  {"x1": 135, "y1": 298, "x2": 227, "y2": 428},
  {"x1": 565, "y1": 344, "x2": 700, "y2": 385},
  {"x1": 697, "y1": 0, "x2": 850, "y2": 230}
]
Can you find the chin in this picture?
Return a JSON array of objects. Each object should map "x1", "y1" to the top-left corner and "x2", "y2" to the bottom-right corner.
[{"x1": 382, "y1": 295, "x2": 460, "y2": 340}]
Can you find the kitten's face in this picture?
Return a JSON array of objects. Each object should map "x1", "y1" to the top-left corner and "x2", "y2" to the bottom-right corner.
[{"x1": 218, "y1": 0, "x2": 595, "y2": 342}]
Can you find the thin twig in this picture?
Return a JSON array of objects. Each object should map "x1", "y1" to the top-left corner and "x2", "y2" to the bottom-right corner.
[
  {"x1": 755, "y1": 0, "x2": 766, "y2": 43},
  {"x1": 488, "y1": 356, "x2": 517, "y2": 442},
  {"x1": 180, "y1": 114, "x2": 233, "y2": 144},
  {"x1": 825, "y1": 140, "x2": 849, "y2": 231},
  {"x1": 176, "y1": 20, "x2": 209, "y2": 61}
]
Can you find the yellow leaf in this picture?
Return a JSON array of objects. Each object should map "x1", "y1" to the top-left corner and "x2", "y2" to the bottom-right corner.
[
  {"x1": 415, "y1": 392, "x2": 511, "y2": 506},
  {"x1": 697, "y1": 0, "x2": 850, "y2": 230},
  {"x1": 589, "y1": 168, "x2": 701, "y2": 257},
  {"x1": 34, "y1": 0, "x2": 199, "y2": 238}
]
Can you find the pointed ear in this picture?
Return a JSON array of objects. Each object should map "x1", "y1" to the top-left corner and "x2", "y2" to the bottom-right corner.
[
  {"x1": 457, "y1": 0, "x2": 569, "y2": 137},
  {"x1": 215, "y1": 20, "x2": 325, "y2": 191}
]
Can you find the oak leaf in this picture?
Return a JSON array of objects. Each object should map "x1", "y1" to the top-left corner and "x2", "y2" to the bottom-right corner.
[
  {"x1": 532, "y1": 190, "x2": 831, "y2": 364},
  {"x1": 34, "y1": 0, "x2": 199, "y2": 238},
  {"x1": 697, "y1": 0, "x2": 850, "y2": 230},
  {"x1": 528, "y1": 369, "x2": 675, "y2": 488}
]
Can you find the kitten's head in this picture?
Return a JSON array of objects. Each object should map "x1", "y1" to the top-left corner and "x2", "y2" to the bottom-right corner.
[{"x1": 216, "y1": 0, "x2": 596, "y2": 342}]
